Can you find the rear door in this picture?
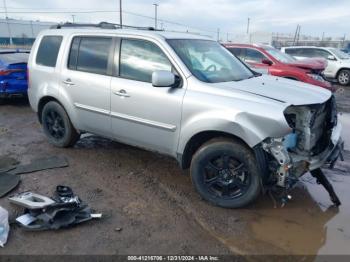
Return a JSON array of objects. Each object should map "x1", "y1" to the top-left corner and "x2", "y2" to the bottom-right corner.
[
  {"x1": 59, "y1": 35, "x2": 114, "y2": 135},
  {"x1": 110, "y1": 38, "x2": 185, "y2": 155}
]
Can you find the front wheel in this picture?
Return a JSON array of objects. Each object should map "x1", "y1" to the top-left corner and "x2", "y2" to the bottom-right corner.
[
  {"x1": 190, "y1": 138, "x2": 261, "y2": 208},
  {"x1": 337, "y1": 69, "x2": 350, "y2": 86},
  {"x1": 41, "y1": 101, "x2": 80, "y2": 147}
]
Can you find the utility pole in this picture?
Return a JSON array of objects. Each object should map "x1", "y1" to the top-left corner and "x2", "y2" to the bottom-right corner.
[
  {"x1": 153, "y1": 3, "x2": 158, "y2": 29},
  {"x1": 227, "y1": 32, "x2": 229, "y2": 42},
  {"x1": 246, "y1": 17, "x2": 250, "y2": 34},
  {"x1": 292, "y1": 24, "x2": 300, "y2": 46},
  {"x1": 30, "y1": 20, "x2": 34, "y2": 38},
  {"x1": 71, "y1": 15, "x2": 76, "y2": 23},
  {"x1": 296, "y1": 25, "x2": 301, "y2": 44},
  {"x1": 321, "y1": 32, "x2": 325, "y2": 41},
  {"x1": 3, "y1": 0, "x2": 12, "y2": 45},
  {"x1": 119, "y1": 0, "x2": 123, "y2": 28},
  {"x1": 217, "y1": 28, "x2": 220, "y2": 42}
]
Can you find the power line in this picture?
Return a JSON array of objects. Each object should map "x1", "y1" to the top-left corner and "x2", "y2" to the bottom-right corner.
[{"x1": 0, "y1": 9, "x2": 218, "y2": 34}]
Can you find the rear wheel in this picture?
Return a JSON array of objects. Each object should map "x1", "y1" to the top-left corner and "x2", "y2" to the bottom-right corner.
[
  {"x1": 337, "y1": 69, "x2": 350, "y2": 86},
  {"x1": 41, "y1": 101, "x2": 80, "y2": 147},
  {"x1": 190, "y1": 138, "x2": 261, "y2": 208}
]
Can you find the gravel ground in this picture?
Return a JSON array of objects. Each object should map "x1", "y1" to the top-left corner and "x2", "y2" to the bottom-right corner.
[{"x1": 0, "y1": 85, "x2": 349, "y2": 257}]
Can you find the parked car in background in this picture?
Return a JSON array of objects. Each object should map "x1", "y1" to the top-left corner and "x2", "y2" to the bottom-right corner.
[
  {"x1": 0, "y1": 50, "x2": 29, "y2": 103},
  {"x1": 28, "y1": 24, "x2": 343, "y2": 208},
  {"x1": 224, "y1": 43, "x2": 333, "y2": 91},
  {"x1": 281, "y1": 46, "x2": 350, "y2": 86}
]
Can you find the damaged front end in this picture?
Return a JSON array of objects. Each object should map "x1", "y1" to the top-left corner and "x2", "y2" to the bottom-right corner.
[{"x1": 258, "y1": 95, "x2": 344, "y2": 206}]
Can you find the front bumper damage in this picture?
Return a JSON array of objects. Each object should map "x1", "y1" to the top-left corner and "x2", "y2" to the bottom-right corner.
[{"x1": 261, "y1": 121, "x2": 344, "y2": 206}]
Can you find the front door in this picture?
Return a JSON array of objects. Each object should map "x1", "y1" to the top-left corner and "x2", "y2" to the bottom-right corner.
[{"x1": 110, "y1": 38, "x2": 185, "y2": 155}]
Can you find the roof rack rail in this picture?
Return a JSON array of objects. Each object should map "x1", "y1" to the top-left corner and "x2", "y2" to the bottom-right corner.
[{"x1": 50, "y1": 22, "x2": 162, "y2": 31}]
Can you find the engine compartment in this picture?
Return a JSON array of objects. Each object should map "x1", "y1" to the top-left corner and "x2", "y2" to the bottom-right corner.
[
  {"x1": 283, "y1": 95, "x2": 337, "y2": 157},
  {"x1": 261, "y1": 96, "x2": 338, "y2": 188}
]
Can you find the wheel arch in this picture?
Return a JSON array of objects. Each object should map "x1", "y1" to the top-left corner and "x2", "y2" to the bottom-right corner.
[
  {"x1": 37, "y1": 96, "x2": 78, "y2": 131},
  {"x1": 336, "y1": 67, "x2": 350, "y2": 77},
  {"x1": 37, "y1": 96, "x2": 62, "y2": 123},
  {"x1": 178, "y1": 130, "x2": 251, "y2": 170}
]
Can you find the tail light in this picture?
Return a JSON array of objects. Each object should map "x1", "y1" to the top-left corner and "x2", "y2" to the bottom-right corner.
[{"x1": 0, "y1": 68, "x2": 24, "y2": 76}]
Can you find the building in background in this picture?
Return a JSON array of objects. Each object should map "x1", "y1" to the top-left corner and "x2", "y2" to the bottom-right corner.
[
  {"x1": 272, "y1": 32, "x2": 349, "y2": 49},
  {"x1": 226, "y1": 31, "x2": 349, "y2": 49},
  {"x1": 0, "y1": 18, "x2": 54, "y2": 46}
]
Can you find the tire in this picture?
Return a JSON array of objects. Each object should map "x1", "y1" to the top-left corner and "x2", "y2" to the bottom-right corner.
[
  {"x1": 190, "y1": 138, "x2": 261, "y2": 208},
  {"x1": 337, "y1": 69, "x2": 350, "y2": 86},
  {"x1": 41, "y1": 101, "x2": 80, "y2": 147}
]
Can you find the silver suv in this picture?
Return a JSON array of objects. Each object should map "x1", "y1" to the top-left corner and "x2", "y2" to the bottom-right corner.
[{"x1": 28, "y1": 23, "x2": 343, "y2": 208}]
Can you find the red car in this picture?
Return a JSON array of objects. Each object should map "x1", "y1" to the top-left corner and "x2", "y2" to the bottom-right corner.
[{"x1": 224, "y1": 43, "x2": 334, "y2": 91}]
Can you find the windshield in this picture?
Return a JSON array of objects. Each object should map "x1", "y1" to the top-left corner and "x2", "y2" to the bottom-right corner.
[
  {"x1": 0, "y1": 53, "x2": 29, "y2": 65},
  {"x1": 167, "y1": 39, "x2": 254, "y2": 83},
  {"x1": 265, "y1": 48, "x2": 296, "y2": 63},
  {"x1": 330, "y1": 48, "x2": 350, "y2": 60}
]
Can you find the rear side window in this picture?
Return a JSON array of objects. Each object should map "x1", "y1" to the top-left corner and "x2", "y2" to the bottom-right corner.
[
  {"x1": 298, "y1": 48, "x2": 314, "y2": 57},
  {"x1": 68, "y1": 37, "x2": 112, "y2": 75},
  {"x1": 120, "y1": 39, "x2": 172, "y2": 83},
  {"x1": 36, "y1": 36, "x2": 63, "y2": 67},
  {"x1": 284, "y1": 48, "x2": 300, "y2": 56}
]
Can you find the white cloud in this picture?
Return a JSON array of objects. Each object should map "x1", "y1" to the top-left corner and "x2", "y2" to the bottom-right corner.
[{"x1": 2, "y1": 0, "x2": 350, "y2": 38}]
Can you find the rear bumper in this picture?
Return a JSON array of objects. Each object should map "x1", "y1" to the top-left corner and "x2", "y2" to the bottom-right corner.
[{"x1": 0, "y1": 80, "x2": 28, "y2": 97}]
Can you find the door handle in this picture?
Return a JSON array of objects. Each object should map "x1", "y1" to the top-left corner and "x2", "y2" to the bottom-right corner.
[
  {"x1": 63, "y1": 78, "x2": 75, "y2": 85},
  {"x1": 113, "y1": 89, "x2": 130, "y2": 97}
]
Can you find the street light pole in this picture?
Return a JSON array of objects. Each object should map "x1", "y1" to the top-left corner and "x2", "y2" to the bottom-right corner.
[
  {"x1": 153, "y1": 3, "x2": 158, "y2": 29},
  {"x1": 3, "y1": 0, "x2": 12, "y2": 45},
  {"x1": 246, "y1": 17, "x2": 250, "y2": 34},
  {"x1": 119, "y1": 0, "x2": 123, "y2": 28}
]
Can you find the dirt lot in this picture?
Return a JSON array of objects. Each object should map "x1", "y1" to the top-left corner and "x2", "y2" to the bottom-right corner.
[{"x1": 0, "y1": 85, "x2": 350, "y2": 257}]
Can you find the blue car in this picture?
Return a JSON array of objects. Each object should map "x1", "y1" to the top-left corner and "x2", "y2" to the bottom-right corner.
[{"x1": 0, "y1": 50, "x2": 29, "y2": 103}]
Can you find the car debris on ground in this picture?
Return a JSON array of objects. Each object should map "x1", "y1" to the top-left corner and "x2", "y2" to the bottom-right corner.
[
  {"x1": 0, "y1": 155, "x2": 69, "y2": 198},
  {"x1": 10, "y1": 185, "x2": 101, "y2": 231}
]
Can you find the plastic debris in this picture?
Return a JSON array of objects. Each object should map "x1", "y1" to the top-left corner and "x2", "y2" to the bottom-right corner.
[{"x1": 11, "y1": 185, "x2": 101, "y2": 231}]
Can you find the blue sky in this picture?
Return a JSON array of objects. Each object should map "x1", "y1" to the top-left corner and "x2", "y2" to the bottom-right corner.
[{"x1": 2, "y1": 0, "x2": 349, "y2": 39}]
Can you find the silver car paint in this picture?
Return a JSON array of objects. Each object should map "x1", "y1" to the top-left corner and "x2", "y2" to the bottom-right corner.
[{"x1": 28, "y1": 28, "x2": 338, "y2": 163}]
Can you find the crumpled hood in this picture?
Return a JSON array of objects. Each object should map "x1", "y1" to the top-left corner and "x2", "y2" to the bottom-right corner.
[
  {"x1": 285, "y1": 58, "x2": 327, "y2": 71},
  {"x1": 213, "y1": 75, "x2": 331, "y2": 106}
]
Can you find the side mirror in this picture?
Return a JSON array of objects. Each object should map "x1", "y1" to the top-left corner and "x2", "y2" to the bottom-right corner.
[
  {"x1": 327, "y1": 55, "x2": 336, "y2": 61},
  {"x1": 152, "y1": 70, "x2": 175, "y2": 87},
  {"x1": 262, "y1": 59, "x2": 273, "y2": 66}
]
